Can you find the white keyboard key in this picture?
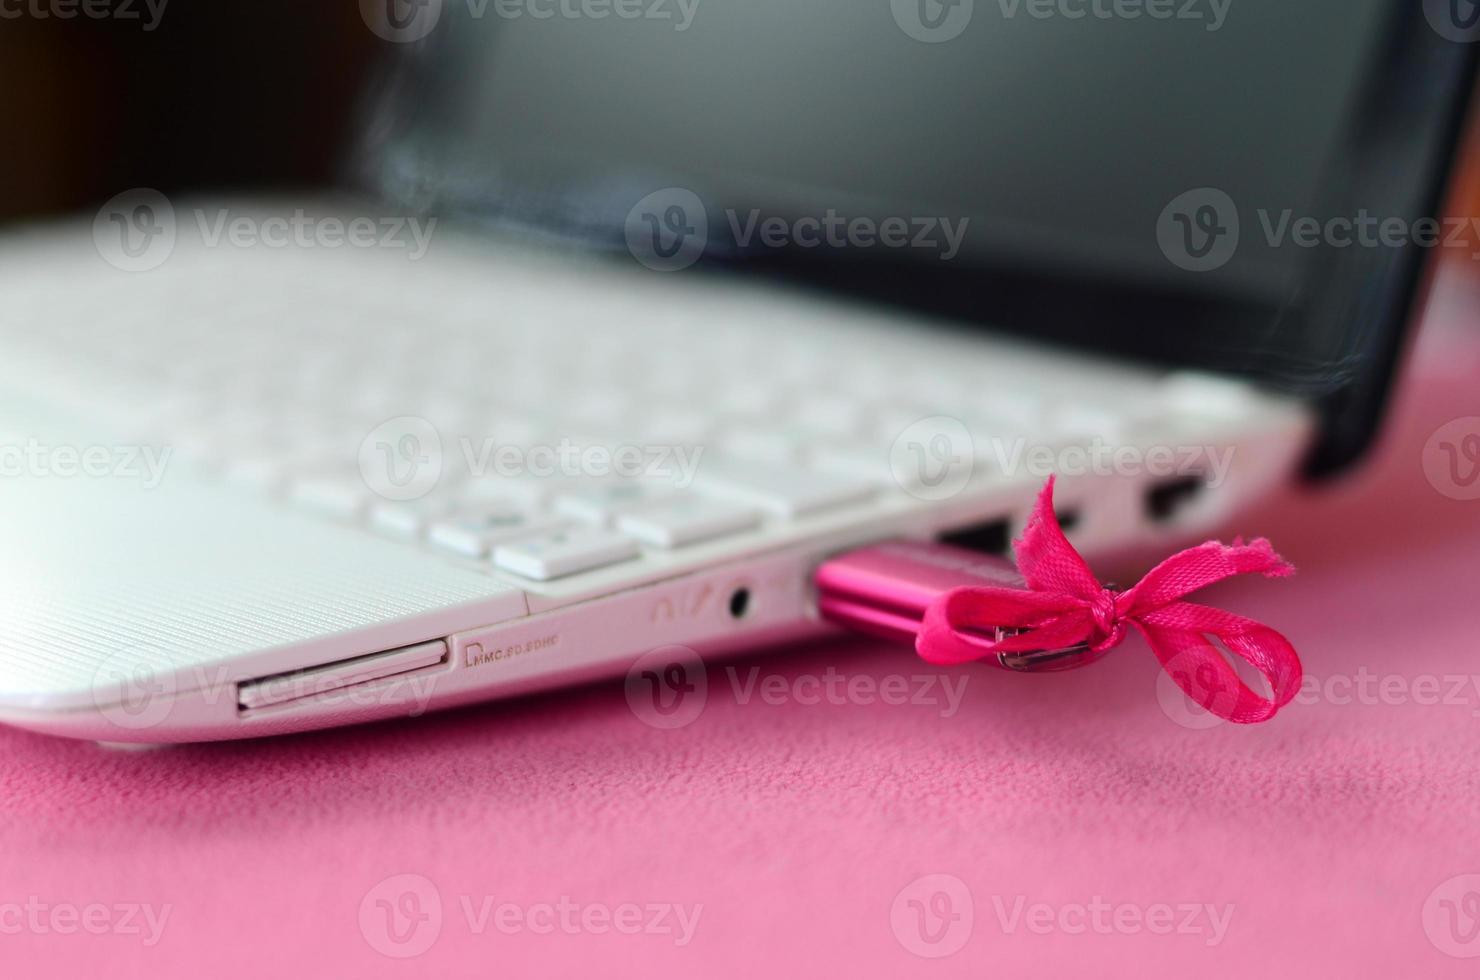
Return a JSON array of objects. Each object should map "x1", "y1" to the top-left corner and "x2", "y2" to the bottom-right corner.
[
  {"x1": 429, "y1": 508, "x2": 565, "y2": 558},
  {"x1": 369, "y1": 498, "x2": 455, "y2": 539},
  {"x1": 716, "y1": 383, "x2": 777, "y2": 419},
  {"x1": 555, "y1": 483, "x2": 672, "y2": 525},
  {"x1": 465, "y1": 416, "x2": 548, "y2": 450},
  {"x1": 494, "y1": 528, "x2": 641, "y2": 581},
  {"x1": 875, "y1": 408, "x2": 986, "y2": 447},
  {"x1": 720, "y1": 428, "x2": 809, "y2": 465},
  {"x1": 971, "y1": 387, "x2": 1044, "y2": 428},
  {"x1": 810, "y1": 441, "x2": 894, "y2": 485},
  {"x1": 565, "y1": 388, "x2": 635, "y2": 426},
  {"x1": 1160, "y1": 372, "x2": 1259, "y2": 420},
  {"x1": 461, "y1": 475, "x2": 578, "y2": 510},
  {"x1": 289, "y1": 476, "x2": 372, "y2": 521},
  {"x1": 632, "y1": 410, "x2": 716, "y2": 446},
  {"x1": 795, "y1": 395, "x2": 864, "y2": 437},
  {"x1": 617, "y1": 498, "x2": 760, "y2": 548},
  {"x1": 693, "y1": 463, "x2": 876, "y2": 519},
  {"x1": 224, "y1": 456, "x2": 293, "y2": 493},
  {"x1": 1045, "y1": 403, "x2": 1126, "y2": 443}
]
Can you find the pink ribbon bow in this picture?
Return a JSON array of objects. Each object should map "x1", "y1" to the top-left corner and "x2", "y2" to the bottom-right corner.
[{"x1": 916, "y1": 477, "x2": 1303, "y2": 724}]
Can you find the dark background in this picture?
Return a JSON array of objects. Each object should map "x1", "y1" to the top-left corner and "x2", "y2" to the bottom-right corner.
[
  {"x1": 0, "y1": 2, "x2": 380, "y2": 223},
  {"x1": 6, "y1": 5, "x2": 1479, "y2": 236},
  {"x1": 6, "y1": 2, "x2": 1477, "y2": 479}
]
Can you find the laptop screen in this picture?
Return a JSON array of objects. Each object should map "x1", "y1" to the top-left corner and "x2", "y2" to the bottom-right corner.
[{"x1": 368, "y1": 0, "x2": 1475, "y2": 470}]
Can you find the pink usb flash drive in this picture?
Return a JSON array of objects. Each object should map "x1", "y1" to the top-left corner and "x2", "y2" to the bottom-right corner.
[
  {"x1": 813, "y1": 541, "x2": 1108, "y2": 673},
  {"x1": 811, "y1": 479, "x2": 1304, "y2": 724}
]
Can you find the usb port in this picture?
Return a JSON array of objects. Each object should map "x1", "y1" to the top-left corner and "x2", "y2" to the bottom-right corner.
[
  {"x1": 941, "y1": 517, "x2": 1012, "y2": 555},
  {"x1": 1146, "y1": 476, "x2": 1206, "y2": 524}
]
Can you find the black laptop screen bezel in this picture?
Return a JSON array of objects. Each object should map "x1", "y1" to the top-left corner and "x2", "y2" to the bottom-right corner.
[{"x1": 363, "y1": 4, "x2": 1479, "y2": 476}]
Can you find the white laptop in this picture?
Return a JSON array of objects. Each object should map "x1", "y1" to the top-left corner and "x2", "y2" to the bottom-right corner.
[{"x1": 0, "y1": 0, "x2": 1472, "y2": 741}]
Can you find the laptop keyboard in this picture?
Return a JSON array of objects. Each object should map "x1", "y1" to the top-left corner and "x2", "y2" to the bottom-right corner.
[{"x1": 0, "y1": 227, "x2": 1252, "y2": 587}]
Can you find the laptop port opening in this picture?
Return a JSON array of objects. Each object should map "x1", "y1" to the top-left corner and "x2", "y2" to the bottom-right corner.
[
  {"x1": 236, "y1": 640, "x2": 449, "y2": 713},
  {"x1": 940, "y1": 517, "x2": 1012, "y2": 555},
  {"x1": 1146, "y1": 476, "x2": 1206, "y2": 524}
]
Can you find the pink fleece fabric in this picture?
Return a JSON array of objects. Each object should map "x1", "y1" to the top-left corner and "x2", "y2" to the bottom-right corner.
[{"x1": 4, "y1": 272, "x2": 1480, "y2": 980}]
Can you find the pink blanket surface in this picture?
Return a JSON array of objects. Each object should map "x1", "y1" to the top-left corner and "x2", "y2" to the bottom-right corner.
[{"x1": 3, "y1": 272, "x2": 1480, "y2": 980}]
